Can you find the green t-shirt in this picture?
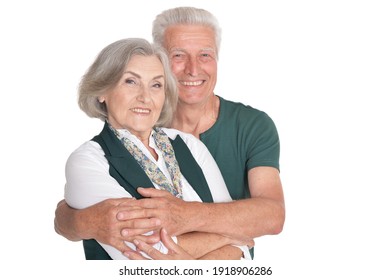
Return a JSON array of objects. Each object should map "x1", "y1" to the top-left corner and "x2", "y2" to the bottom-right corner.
[{"x1": 200, "y1": 97, "x2": 280, "y2": 200}]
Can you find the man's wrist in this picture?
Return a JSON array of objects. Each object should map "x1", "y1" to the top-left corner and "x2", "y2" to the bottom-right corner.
[
  {"x1": 74, "y1": 208, "x2": 90, "y2": 240},
  {"x1": 186, "y1": 201, "x2": 208, "y2": 233}
]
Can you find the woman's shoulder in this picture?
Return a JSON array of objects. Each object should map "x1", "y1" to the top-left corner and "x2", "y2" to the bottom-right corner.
[{"x1": 67, "y1": 140, "x2": 105, "y2": 164}]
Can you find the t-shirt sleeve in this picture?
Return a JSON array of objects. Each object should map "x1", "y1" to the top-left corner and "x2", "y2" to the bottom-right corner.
[{"x1": 245, "y1": 111, "x2": 280, "y2": 171}]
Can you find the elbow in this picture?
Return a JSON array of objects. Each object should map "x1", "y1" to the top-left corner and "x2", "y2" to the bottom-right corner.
[
  {"x1": 270, "y1": 219, "x2": 284, "y2": 235},
  {"x1": 269, "y1": 206, "x2": 285, "y2": 235}
]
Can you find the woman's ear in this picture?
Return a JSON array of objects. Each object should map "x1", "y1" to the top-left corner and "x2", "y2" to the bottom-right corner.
[{"x1": 98, "y1": 96, "x2": 105, "y2": 103}]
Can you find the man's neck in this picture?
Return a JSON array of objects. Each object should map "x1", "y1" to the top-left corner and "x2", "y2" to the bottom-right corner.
[{"x1": 172, "y1": 95, "x2": 220, "y2": 139}]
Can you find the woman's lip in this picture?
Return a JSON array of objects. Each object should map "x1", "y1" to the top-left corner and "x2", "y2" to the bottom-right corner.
[{"x1": 130, "y1": 108, "x2": 151, "y2": 113}]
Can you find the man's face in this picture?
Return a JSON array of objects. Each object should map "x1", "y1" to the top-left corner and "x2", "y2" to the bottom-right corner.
[{"x1": 164, "y1": 24, "x2": 218, "y2": 106}]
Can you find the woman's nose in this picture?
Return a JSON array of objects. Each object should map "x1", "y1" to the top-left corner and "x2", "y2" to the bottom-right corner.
[{"x1": 136, "y1": 85, "x2": 151, "y2": 102}]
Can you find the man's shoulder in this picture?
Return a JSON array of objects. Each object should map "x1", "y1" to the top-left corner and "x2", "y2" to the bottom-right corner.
[{"x1": 219, "y1": 96, "x2": 271, "y2": 121}]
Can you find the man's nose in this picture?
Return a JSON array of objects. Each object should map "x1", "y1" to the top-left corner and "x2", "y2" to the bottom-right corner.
[{"x1": 184, "y1": 57, "x2": 200, "y2": 76}]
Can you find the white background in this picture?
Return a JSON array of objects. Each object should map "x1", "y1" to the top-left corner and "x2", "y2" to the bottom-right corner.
[{"x1": 1, "y1": 0, "x2": 389, "y2": 279}]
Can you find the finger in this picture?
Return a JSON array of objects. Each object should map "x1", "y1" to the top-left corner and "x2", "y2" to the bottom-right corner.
[
  {"x1": 121, "y1": 227, "x2": 160, "y2": 240},
  {"x1": 113, "y1": 241, "x2": 133, "y2": 253},
  {"x1": 132, "y1": 217, "x2": 161, "y2": 229},
  {"x1": 160, "y1": 228, "x2": 180, "y2": 253},
  {"x1": 106, "y1": 197, "x2": 137, "y2": 206},
  {"x1": 148, "y1": 230, "x2": 162, "y2": 244},
  {"x1": 117, "y1": 207, "x2": 155, "y2": 220},
  {"x1": 120, "y1": 217, "x2": 161, "y2": 233},
  {"x1": 137, "y1": 187, "x2": 171, "y2": 198},
  {"x1": 118, "y1": 197, "x2": 136, "y2": 206},
  {"x1": 116, "y1": 200, "x2": 163, "y2": 217},
  {"x1": 117, "y1": 197, "x2": 160, "y2": 208},
  {"x1": 133, "y1": 239, "x2": 168, "y2": 260},
  {"x1": 124, "y1": 249, "x2": 150, "y2": 260},
  {"x1": 130, "y1": 232, "x2": 161, "y2": 244},
  {"x1": 159, "y1": 229, "x2": 194, "y2": 259}
]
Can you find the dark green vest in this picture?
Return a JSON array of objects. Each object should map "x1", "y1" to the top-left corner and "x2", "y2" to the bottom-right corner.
[{"x1": 83, "y1": 123, "x2": 214, "y2": 260}]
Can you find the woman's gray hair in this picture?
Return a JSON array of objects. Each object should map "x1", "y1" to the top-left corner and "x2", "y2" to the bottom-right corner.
[
  {"x1": 78, "y1": 38, "x2": 177, "y2": 127},
  {"x1": 152, "y1": 6, "x2": 222, "y2": 58}
]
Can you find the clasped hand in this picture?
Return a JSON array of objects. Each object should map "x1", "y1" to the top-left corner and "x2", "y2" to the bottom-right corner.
[{"x1": 93, "y1": 187, "x2": 191, "y2": 254}]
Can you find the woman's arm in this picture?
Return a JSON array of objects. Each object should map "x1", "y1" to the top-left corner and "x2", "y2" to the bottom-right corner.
[
  {"x1": 127, "y1": 229, "x2": 246, "y2": 260},
  {"x1": 176, "y1": 232, "x2": 241, "y2": 259}
]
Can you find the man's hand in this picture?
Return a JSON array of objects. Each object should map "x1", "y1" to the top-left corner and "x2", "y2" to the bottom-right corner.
[
  {"x1": 118, "y1": 188, "x2": 196, "y2": 237},
  {"x1": 54, "y1": 198, "x2": 162, "y2": 253}
]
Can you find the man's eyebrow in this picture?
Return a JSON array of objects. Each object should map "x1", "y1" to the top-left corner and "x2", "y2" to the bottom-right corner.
[
  {"x1": 201, "y1": 47, "x2": 215, "y2": 52},
  {"x1": 169, "y1": 47, "x2": 185, "y2": 52},
  {"x1": 169, "y1": 47, "x2": 215, "y2": 52}
]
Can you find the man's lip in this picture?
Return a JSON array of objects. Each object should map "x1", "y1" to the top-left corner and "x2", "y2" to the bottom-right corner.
[{"x1": 180, "y1": 80, "x2": 204, "y2": 86}]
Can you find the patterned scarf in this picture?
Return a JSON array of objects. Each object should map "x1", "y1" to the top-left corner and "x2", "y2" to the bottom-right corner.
[{"x1": 109, "y1": 123, "x2": 183, "y2": 198}]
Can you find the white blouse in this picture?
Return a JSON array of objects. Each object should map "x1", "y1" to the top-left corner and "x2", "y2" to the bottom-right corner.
[{"x1": 65, "y1": 127, "x2": 249, "y2": 259}]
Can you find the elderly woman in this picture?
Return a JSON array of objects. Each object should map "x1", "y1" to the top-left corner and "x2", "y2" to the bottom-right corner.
[{"x1": 64, "y1": 38, "x2": 251, "y2": 260}]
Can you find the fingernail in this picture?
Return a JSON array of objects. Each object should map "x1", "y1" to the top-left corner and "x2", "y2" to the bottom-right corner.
[
  {"x1": 122, "y1": 229, "x2": 128, "y2": 236},
  {"x1": 133, "y1": 239, "x2": 139, "y2": 245}
]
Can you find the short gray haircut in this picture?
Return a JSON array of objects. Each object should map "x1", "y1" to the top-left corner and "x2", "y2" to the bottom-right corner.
[
  {"x1": 78, "y1": 38, "x2": 178, "y2": 127},
  {"x1": 152, "y1": 6, "x2": 222, "y2": 57}
]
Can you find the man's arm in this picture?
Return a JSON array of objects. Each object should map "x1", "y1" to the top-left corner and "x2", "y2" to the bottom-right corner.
[
  {"x1": 54, "y1": 166, "x2": 284, "y2": 252},
  {"x1": 120, "y1": 166, "x2": 285, "y2": 241},
  {"x1": 54, "y1": 199, "x2": 83, "y2": 241}
]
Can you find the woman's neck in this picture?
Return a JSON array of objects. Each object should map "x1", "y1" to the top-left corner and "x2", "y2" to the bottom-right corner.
[
  {"x1": 128, "y1": 128, "x2": 159, "y2": 161},
  {"x1": 171, "y1": 95, "x2": 220, "y2": 139}
]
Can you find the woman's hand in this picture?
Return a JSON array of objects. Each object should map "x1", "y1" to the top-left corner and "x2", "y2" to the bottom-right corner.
[{"x1": 125, "y1": 228, "x2": 195, "y2": 260}]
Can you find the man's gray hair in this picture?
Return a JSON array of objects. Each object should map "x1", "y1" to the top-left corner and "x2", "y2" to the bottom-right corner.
[{"x1": 152, "y1": 6, "x2": 222, "y2": 57}]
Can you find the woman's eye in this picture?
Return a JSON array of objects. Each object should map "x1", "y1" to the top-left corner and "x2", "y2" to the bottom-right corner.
[{"x1": 153, "y1": 83, "x2": 162, "y2": 88}]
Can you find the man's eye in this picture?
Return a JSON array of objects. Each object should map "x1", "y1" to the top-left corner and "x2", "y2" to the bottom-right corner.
[
  {"x1": 125, "y1": 79, "x2": 136, "y2": 84},
  {"x1": 172, "y1": 53, "x2": 184, "y2": 59}
]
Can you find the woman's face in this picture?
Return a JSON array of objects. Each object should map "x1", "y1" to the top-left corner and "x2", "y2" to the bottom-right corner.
[{"x1": 99, "y1": 55, "x2": 166, "y2": 140}]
